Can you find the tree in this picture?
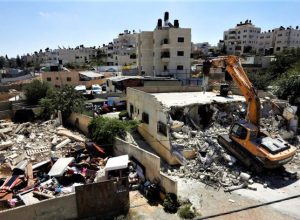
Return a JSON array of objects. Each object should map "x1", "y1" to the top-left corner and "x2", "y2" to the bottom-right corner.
[
  {"x1": 23, "y1": 80, "x2": 50, "y2": 105},
  {"x1": 40, "y1": 85, "x2": 85, "y2": 120},
  {"x1": 247, "y1": 71, "x2": 272, "y2": 90},
  {"x1": 88, "y1": 116, "x2": 139, "y2": 147},
  {"x1": 0, "y1": 56, "x2": 6, "y2": 69},
  {"x1": 273, "y1": 60, "x2": 300, "y2": 105},
  {"x1": 16, "y1": 55, "x2": 22, "y2": 68}
]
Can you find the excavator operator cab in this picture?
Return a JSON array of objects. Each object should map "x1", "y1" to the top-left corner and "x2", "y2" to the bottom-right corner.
[
  {"x1": 229, "y1": 120, "x2": 259, "y2": 141},
  {"x1": 230, "y1": 123, "x2": 248, "y2": 140}
]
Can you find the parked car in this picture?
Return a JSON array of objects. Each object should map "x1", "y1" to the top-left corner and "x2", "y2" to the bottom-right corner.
[
  {"x1": 91, "y1": 84, "x2": 102, "y2": 94},
  {"x1": 75, "y1": 85, "x2": 87, "y2": 94}
]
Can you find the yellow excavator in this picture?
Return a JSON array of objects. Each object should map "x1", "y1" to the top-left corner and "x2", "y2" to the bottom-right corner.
[{"x1": 204, "y1": 55, "x2": 297, "y2": 172}]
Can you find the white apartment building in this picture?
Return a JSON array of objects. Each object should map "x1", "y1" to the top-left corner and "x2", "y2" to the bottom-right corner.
[
  {"x1": 223, "y1": 20, "x2": 261, "y2": 55},
  {"x1": 223, "y1": 21, "x2": 300, "y2": 55},
  {"x1": 271, "y1": 26, "x2": 300, "y2": 53},
  {"x1": 101, "y1": 30, "x2": 138, "y2": 67},
  {"x1": 137, "y1": 12, "x2": 191, "y2": 81},
  {"x1": 22, "y1": 46, "x2": 97, "y2": 67}
]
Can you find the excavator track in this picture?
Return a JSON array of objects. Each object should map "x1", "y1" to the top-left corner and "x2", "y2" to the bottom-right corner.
[{"x1": 218, "y1": 134, "x2": 264, "y2": 173}]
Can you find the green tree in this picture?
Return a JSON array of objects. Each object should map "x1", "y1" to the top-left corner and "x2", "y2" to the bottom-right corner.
[
  {"x1": 0, "y1": 56, "x2": 6, "y2": 69},
  {"x1": 273, "y1": 60, "x2": 300, "y2": 105},
  {"x1": 247, "y1": 71, "x2": 273, "y2": 90},
  {"x1": 88, "y1": 116, "x2": 139, "y2": 147},
  {"x1": 23, "y1": 80, "x2": 50, "y2": 105},
  {"x1": 40, "y1": 85, "x2": 85, "y2": 120},
  {"x1": 16, "y1": 55, "x2": 22, "y2": 68}
]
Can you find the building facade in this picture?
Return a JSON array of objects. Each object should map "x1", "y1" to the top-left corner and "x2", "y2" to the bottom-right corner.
[
  {"x1": 137, "y1": 12, "x2": 191, "y2": 81},
  {"x1": 223, "y1": 21, "x2": 300, "y2": 55},
  {"x1": 223, "y1": 20, "x2": 261, "y2": 55}
]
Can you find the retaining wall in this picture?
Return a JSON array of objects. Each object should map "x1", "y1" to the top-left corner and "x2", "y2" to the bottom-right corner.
[
  {"x1": 67, "y1": 112, "x2": 92, "y2": 136},
  {"x1": 114, "y1": 138, "x2": 177, "y2": 194}
]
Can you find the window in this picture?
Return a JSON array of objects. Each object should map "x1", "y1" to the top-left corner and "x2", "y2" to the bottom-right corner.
[
  {"x1": 157, "y1": 121, "x2": 168, "y2": 136},
  {"x1": 231, "y1": 124, "x2": 247, "y2": 139},
  {"x1": 46, "y1": 77, "x2": 51, "y2": 82},
  {"x1": 177, "y1": 37, "x2": 184, "y2": 42},
  {"x1": 177, "y1": 51, "x2": 184, "y2": 56},
  {"x1": 56, "y1": 77, "x2": 59, "y2": 80},
  {"x1": 130, "y1": 104, "x2": 134, "y2": 115},
  {"x1": 142, "y1": 112, "x2": 149, "y2": 124},
  {"x1": 67, "y1": 77, "x2": 71, "y2": 82},
  {"x1": 177, "y1": 65, "x2": 184, "y2": 70}
]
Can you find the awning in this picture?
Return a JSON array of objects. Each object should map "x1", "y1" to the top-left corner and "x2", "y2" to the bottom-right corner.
[{"x1": 86, "y1": 98, "x2": 108, "y2": 104}]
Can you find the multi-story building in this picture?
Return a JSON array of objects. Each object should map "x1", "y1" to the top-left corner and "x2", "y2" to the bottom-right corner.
[
  {"x1": 223, "y1": 20, "x2": 261, "y2": 55},
  {"x1": 101, "y1": 31, "x2": 137, "y2": 67},
  {"x1": 256, "y1": 30, "x2": 274, "y2": 55},
  {"x1": 22, "y1": 46, "x2": 97, "y2": 67},
  {"x1": 223, "y1": 21, "x2": 300, "y2": 55},
  {"x1": 271, "y1": 26, "x2": 300, "y2": 53},
  {"x1": 137, "y1": 12, "x2": 191, "y2": 82}
]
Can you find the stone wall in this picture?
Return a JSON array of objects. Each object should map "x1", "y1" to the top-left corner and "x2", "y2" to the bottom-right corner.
[
  {"x1": 67, "y1": 112, "x2": 92, "y2": 136},
  {"x1": 114, "y1": 137, "x2": 178, "y2": 194},
  {"x1": 0, "y1": 194, "x2": 77, "y2": 220},
  {"x1": 76, "y1": 178, "x2": 129, "y2": 219}
]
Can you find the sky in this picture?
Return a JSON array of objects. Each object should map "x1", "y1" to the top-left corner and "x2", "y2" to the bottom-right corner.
[{"x1": 0, "y1": 0, "x2": 300, "y2": 57}]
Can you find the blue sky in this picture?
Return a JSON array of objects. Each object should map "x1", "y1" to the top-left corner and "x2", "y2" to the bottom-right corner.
[{"x1": 0, "y1": 0, "x2": 299, "y2": 57}]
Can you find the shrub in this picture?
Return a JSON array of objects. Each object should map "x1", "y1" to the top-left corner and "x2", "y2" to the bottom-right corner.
[
  {"x1": 178, "y1": 204, "x2": 196, "y2": 219},
  {"x1": 163, "y1": 193, "x2": 179, "y2": 213},
  {"x1": 24, "y1": 80, "x2": 49, "y2": 105},
  {"x1": 119, "y1": 110, "x2": 129, "y2": 120}
]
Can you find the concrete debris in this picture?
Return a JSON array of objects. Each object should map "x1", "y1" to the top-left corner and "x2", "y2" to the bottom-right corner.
[
  {"x1": 0, "y1": 120, "x2": 92, "y2": 209},
  {"x1": 57, "y1": 128, "x2": 85, "y2": 142},
  {"x1": 162, "y1": 101, "x2": 299, "y2": 191},
  {"x1": 54, "y1": 138, "x2": 71, "y2": 150},
  {"x1": 0, "y1": 140, "x2": 13, "y2": 151},
  {"x1": 239, "y1": 172, "x2": 251, "y2": 182}
]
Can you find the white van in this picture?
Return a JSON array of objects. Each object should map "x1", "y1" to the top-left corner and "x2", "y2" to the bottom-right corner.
[
  {"x1": 75, "y1": 85, "x2": 87, "y2": 94},
  {"x1": 91, "y1": 84, "x2": 102, "y2": 94}
]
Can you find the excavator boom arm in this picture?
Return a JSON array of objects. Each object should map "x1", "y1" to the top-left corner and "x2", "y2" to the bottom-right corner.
[{"x1": 210, "y1": 55, "x2": 261, "y2": 126}]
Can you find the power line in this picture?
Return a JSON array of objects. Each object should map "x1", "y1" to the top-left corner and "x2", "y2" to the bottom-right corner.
[{"x1": 196, "y1": 194, "x2": 300, "y2": 220}]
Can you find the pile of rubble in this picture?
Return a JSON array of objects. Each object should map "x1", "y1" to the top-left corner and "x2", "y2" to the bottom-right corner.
[
  {"x1": 164, "y1": 101, "x2": 299, "y2": 189},
  {"x1": 0, "y1": 120, "x2": 110, "y2": 209}
]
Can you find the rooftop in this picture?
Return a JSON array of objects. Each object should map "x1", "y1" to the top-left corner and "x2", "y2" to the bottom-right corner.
[
  {"x1": 151, "y1": 91, "x2": 245, "y2": 108},
  {"x1": 79, "y1": 71, "x2": 104, "y2": 78}
]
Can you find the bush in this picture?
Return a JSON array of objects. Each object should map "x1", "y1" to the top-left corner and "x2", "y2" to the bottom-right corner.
[
  {"x1": 163, "y1": 193, "x2": 179, "y2": 213},
  {"x1": 119, "y1": 110, "x2": 129, "y2": 120},
  {"x1": 247, "y1": 71, "x2": 272, "y2": 90},
  {"x1": 24, "y1": 80, "x2": 49, "y2": 105},
  {"x1": 88, "y1": 116, "x2": 139, "y2": 147},
  {"x1": 178, "y1": 204, "x2": 196, "y2": 219},
  {"x1": 273, "y1": 61, "x2": 300, "y2": 105}
]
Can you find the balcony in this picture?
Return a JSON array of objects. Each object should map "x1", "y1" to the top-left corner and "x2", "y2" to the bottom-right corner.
[
  {"x1": 161, "y1": 39, "x2": 169, "y2": 49},
  {"x1": 161, "y1": 52, "x2": 170, "y2": 62}
]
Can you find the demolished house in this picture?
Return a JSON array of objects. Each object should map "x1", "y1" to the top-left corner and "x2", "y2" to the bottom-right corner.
[
  {"x1": 127, "y1": 86, "x2": 299, "y2": 189},
  {"x1": 0, "y1": 119, "x2": 122, "y2": 212}
]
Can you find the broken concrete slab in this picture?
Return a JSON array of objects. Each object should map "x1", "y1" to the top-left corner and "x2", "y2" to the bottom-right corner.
[
  {"x1": 0, "y1": 140, "x2": 13, "y2": 150},
  {"x1": 57, "y1": 128, "x2": 85, "y2": 142},
  {"x1": 0, "y1": 127, "x2": 13, "y2": 134},
  {"x1": 54, "y1": 138, "x2": 71, "y2": 150}
]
